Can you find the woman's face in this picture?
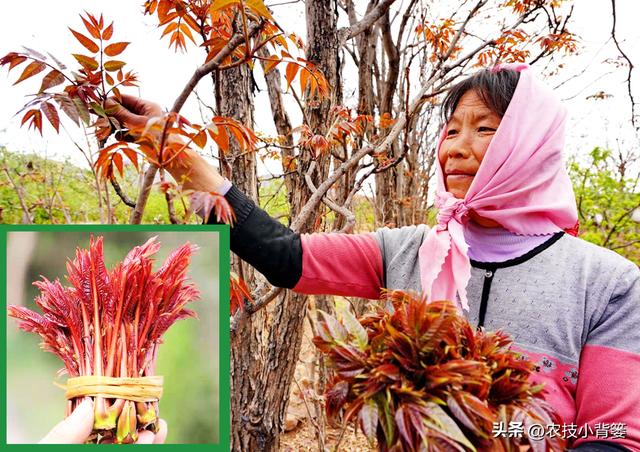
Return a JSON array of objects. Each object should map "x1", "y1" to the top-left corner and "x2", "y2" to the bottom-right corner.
[{"x1": 439, "y1": 90, "x2": 502, "y2": 199}]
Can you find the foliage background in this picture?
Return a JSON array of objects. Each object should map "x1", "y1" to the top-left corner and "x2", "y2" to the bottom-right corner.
[{"x1": 6, "y1": 230, "x2": 220, "y2": 444}]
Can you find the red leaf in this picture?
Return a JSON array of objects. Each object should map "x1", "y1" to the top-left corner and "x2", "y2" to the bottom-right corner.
[
  {"x1": 192, "y1": 130, "x2": 207, "y2": 148},
  {"x1": 41, "y1": 102, "x2": 60, "y2": 132},
  {"x1": 21, "y1": 109, "x2": 43, "y2": 135},
  {"x1": 210, "y1": 126, "x2": 230, "y2": 153},
  {"x1": 102, "y1": 21, "x2": 114, "y2": 40},
  {"x1": 55, "y1": 94, "x2": 80, "y2": 125},
  {"x1": 179, "y1": 23, "x2": 196, "y2": 44},
  {"x1": 262, "y1": 55, "x2": 281, "y2": 74},
  {"x1": 161, "y1": 22, "x2": 179, "y2": 38},
  {"x1": 112, "y1": 152, "x2": 124, "y2": 177},
  {"x1": 13, "y1": 61, "x2": 46, "y2": 85},
  {"x1": 69, "y1": 28, "x2": 99, "y2": 53},
  {"x1": 299, "y1": 64, "x2": 310, "y2": 93},
  {"x1": 230, "y1": 272, "x2": 252, "y2": 314},
  {"x1": 359, "y1": 401, "x2": 379, "y2": 443},
  {"x1": 39, "y1": 69, "x2": 65, "y2": 92},
  {"x1": 104, "y1": 42, "x2": 130, "y2": 57},
  {"x1": 0, "y1": 53, "x2": 27, "y2": 71},
  {"x1": 284, "y1": 61, "x2": 300, "y2": 91},
  {"x1": 80, "y1": 15, "x2": 101, "y2": 39},
  {"x1": 121, "y1": 147, "x2": 139, "y2": 171}
]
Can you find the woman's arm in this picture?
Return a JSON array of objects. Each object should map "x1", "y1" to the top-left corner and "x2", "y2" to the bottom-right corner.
[
  {"x1": 572, "y1": 264, "x2": 640, "y2": 451},
  {"x1": 210, "y1": 185, "x2": 384, "y2": 298}
]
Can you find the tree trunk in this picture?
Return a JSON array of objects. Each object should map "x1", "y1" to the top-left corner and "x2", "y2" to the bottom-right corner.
[
  {"x1": 217, "y1": 63, "x2": 259, "y2": 283},
  {"x1": 216, "y1": 61, "x2": 269, "y2": 452},
  {"x1": 374, "y1": 9, "x2": 402, "y2": 228},
  {"x1": 230, "y1": 2, "x2": 341, "y2": 450}
]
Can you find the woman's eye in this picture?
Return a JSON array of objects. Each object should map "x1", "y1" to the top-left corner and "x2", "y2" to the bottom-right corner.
[
  {"x1": 478, "y1": 126, "x2": 496, "y2": 132},
  {"x1": 446, "y1": 129, "x2": 458, "y2": 136}
]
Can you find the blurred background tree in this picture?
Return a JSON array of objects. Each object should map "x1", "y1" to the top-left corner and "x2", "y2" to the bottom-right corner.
[{"x1": 569, "y1": 147, "x2": 640, "y2": 263}]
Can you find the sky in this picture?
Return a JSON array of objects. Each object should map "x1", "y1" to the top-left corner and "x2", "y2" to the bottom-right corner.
[{"x1": 0, "y1": 0, "x2": 639, "y2": 174}]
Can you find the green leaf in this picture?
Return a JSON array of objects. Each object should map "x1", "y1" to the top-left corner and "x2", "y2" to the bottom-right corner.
[
  {"x1": 317, "y1": 310, "x2": 348, "y2": 343},
  {"x1": 424, "y1": 402, "x2": 476, "y2": 452},
  {"x1": 72, "y1": 97, "x2": 91, "y2": 125},
  {"x1": 377, "y1": 392, "x2": 395, "y2": 448},
  {"x1": 104, "y1": 60, "x2": 126, "y2": 72},
  {"x1": 72, "y1": 54, "x2": 99, "y2": 71},
  {"x1": 90, "y1": 102, "x2": 107, "y2": 118},
  {"x1": 335, "y1": 300, "x2": 368, "y2": 351}
]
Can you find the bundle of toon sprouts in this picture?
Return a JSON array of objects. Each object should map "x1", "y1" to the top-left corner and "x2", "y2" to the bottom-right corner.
[{"x1": 8, "y1": 235, "x2": 199, "y2": 443}]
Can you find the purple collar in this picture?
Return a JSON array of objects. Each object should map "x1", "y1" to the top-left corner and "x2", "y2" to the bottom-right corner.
[{"x1": 463, "y1": 220, "x2": 554, "y2": 263}]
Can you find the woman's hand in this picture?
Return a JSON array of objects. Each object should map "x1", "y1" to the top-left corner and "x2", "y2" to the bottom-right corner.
[
  {"x1": 39, "y1": 399, "x2": 168, "y2": 444},
  {"x1": 106, "y1": 94, "x2": 164, "y2": 130},
  {"x1": 106, "y1": 94, "x2": 227, "y2": 193}
]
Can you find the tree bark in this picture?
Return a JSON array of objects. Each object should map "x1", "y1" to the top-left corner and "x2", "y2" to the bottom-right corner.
[
  {"x1": 218, "y1": 56, "x2": 264, "y2": 452},
  {"x1": 231, "y1": 2, "x2": 341, "y2": 450}
]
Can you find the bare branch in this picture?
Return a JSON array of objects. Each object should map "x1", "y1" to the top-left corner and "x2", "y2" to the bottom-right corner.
[
  {"x1": 290, "y1": 70, "x2": 439, "y2": 232},
  {"x1": 602, "y1": 198, "x2": 640, "y2": 247},
  {"x1": 1, "y1": 166, "x2": 32, "y2": 224},
  {"x1": 610, "y1": 0, "x2": 636, "y2": 129},
  {"x1": 172, "y1": 22, "x2": 264, "y2": 114},
  {"x1": 441, "y1": 0, "x2": 488, "y2": 63},
  {"x1": 110, "y1": 177, "x2": 136, "y2": 207},
  {"x1": 611, "y1": 239, "x2": 640, "y2": 250},
  {"x1": 230, "y1": 286, "x2": 285, "y2": 335},
  {"x1": 229, "y1": 63, "x2": 443, "y2": 326},
  {"x1": 304, "y1": 161, "x2": 355, "y2": 233},
  {"x1": 395, "y1": 0, "x2": 419, "y2": 48},
  {"x1": 338, "y1": 0, "x2": 398, "y2": 44}
]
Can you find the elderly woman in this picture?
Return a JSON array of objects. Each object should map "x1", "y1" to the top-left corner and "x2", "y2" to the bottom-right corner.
[{"x1": 113, "y1": 64, "x2": 640, "y2": 451}]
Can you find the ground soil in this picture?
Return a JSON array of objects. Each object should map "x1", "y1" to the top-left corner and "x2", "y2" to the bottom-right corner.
[{"x1": 281, "y1": 420, "x2": 373, "y2": 452}]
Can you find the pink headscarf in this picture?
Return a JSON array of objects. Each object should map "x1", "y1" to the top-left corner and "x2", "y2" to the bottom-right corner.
[{"x1": 419, "y1": 63, "x2": 579, "y2": 310}]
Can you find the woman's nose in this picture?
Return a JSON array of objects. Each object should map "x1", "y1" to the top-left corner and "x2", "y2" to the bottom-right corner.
[{"x1": 446, "y1": 133, "x2": 472, "y2": 158}]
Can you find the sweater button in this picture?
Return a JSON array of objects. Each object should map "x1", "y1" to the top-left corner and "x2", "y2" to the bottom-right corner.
[{"x1": 485, "y1": 270, "x2": 493, "y2": 278}]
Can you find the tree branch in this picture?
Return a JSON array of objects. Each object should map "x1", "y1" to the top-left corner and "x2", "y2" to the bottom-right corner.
[
  {"x1": 304, "y1": 161, "x2": 356, "y2": 233},
  {"x1": 290, "y1": 70, "x2": 439, "y2": 232},
  {"x1": 610, "y1": 0, "x2": 636, "y2": 129},
  {"x1": 231, "y1": 45, "x2": 444, "y2": 327},
  {"x1": 2, "y1": 166, "x2": 32, "y2": 224},
  {"x1": 441, "y1": 0, "x2": 487, "y2": 63},
  {"x1": 602, "y1": 198, "x2": 640, "y2": 247},
  {"x1": 110, "y1": 177, "x2": 136, "y2": 207},
  {"x1": 129, "y1": 21, "x2": 264, "y2": 224},
  {"x1": 338, "y1": 0, "x2": 397, "y2": 44}
]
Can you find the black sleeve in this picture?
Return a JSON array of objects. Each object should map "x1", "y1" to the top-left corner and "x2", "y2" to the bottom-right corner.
[
  {"x1": 207, "y1": 185, "x2": 303, "y2": 289},
  {"x1": 570, "y1": 442, "x2": 630, "y2": 451}
]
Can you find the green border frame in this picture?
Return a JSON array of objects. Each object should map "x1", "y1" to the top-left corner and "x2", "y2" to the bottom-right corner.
[{"x1": 0, "y1": 224, "x2": 230, "y2": 451}]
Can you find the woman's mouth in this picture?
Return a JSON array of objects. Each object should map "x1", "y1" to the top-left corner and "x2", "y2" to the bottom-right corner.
[{"x1": 446, "y1": 170, "x2": 474, "y2": 178}]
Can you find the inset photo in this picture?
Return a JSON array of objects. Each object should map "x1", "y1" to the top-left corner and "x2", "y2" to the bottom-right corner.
[{"x1": 3, "y1": 226, "x2": 229, "y2": 446}]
